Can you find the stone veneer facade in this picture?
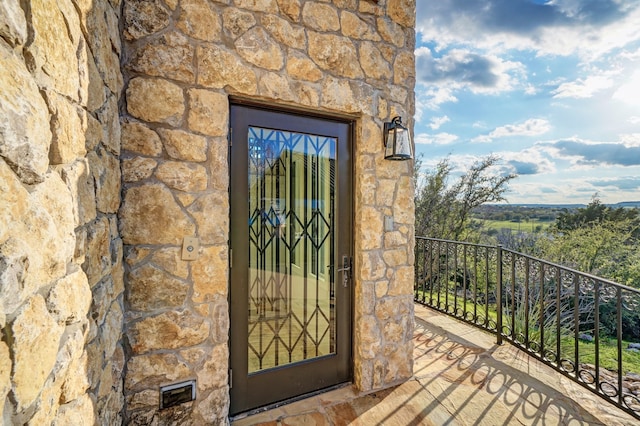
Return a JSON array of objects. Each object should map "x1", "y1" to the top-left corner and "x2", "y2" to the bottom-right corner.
[{"x1": 1, "y1": 0, "x2": 415, "y2": 424}]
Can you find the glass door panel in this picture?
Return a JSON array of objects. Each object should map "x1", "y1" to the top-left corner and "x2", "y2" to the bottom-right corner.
[{"x1": 247, "y1": 127, "x2": 336, "y2": 373}]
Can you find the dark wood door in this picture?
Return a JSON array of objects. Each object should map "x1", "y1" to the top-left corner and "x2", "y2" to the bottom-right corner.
[{"x1": 229, "y1": 104, "x2": 353, "y2": 415}]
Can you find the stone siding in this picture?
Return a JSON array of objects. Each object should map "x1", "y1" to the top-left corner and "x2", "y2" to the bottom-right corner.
[
  {"x1": 121, "y1": 0, "x2": 416, "y2": 423},
  {"x1": 0, "y1": 0, "x2": 124, "y2": 424}
]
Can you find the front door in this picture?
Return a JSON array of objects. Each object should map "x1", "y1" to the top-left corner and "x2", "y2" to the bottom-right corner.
[{"x1": 229, "y1": 104, "x2": 353, "y2": 415}]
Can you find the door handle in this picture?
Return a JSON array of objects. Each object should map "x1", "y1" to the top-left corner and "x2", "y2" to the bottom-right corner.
[{"x1": 337, "y1": 255, "x2": 351, "y2": 287}]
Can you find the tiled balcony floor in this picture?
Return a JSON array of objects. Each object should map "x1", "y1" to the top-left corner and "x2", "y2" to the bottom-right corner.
[{"x1": 232, "y1": 303, "x2": 638, "y2": 425}]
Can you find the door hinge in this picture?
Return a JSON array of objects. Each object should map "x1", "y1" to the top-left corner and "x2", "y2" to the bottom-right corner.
[
  {"x1": 229, "y1": 248, "x2": 233, "y2": 268},
  {"x1": 229, "y1": 369, "x2": 233, "y2": 388},
  {"x1": 228, "y1": 127, "x2": 233, "y2": 146}
]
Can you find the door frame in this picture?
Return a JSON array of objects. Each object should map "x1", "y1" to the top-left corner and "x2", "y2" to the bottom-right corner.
[{"x1": 228, "y1": 100, "x2": 355, "y2": 415}]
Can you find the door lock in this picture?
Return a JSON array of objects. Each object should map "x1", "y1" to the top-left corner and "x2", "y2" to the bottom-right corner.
[{"x1": 336, "y1": 255, "x2": 351, "y2": 287}]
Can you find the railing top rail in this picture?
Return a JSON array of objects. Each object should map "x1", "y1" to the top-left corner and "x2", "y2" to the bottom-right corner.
[
  {"x1": 416, "y1": 235, "x2": 640, "y2": 295},
  {"x1": 502, "y1": 247, "x2": 640, "y2": 294},
  {"x1": 415, "y1": 236, "x2": 495, "y2": 250}
]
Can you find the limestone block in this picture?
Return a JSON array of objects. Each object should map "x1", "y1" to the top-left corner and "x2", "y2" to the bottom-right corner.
[
  {"x1": 177, "y1": 0, "x2": 221, "y2": 41},
  {"x1": 389, "y1": 265, "x2": 413, "y2": 296},
  {"x1": 375, "y1": 179, "x2": 395, "y2": 208},
  {"x1": 121, "y1": 122, "x2": 163, "y2": 157},
  {"x1": 388, "y1": 0, "x2": 416, "y2": 27},
  {"x1": 87, "y1": 146, "x2": 121, "y2": 214},
  {"x1": 127, "y1": 264, "x2": 189, "y2": 312},
  {"x1": 382, "y1": 248, "x2": 407, "y2": 267},
  {"x1": 394, "y1": 175, "x2": 414, "y2": 225},
  {"x1": 127, "y1": 310, "x2": 210, "y2": 354},
  {"x1": 78, "y1": 45, "x2": 106, "y2": 113},
  {"x1": 359, "y1": 251, "x2": 386, "y2": 281},
  {"x1": 187, "y1": 89, "x2": 229, "y2": 137},
  {"x1": 356, "y1": 316, "x2": 381, "y2": 360},
  {"x1": 286, "y1": 53, "x2": 323, "y2": 82},
  {"x1": 97, "y1": 94, "x2": 122, "y2": 156},
  {"x1": 394, "y1": 51, "x2": 416, "y2": 87},
  {"x1": 223, "y1": 7, "x2": 256, "y2": 39},
  {"x1": 54, "y1": 394, "x2": 96, "y2": 425},
  {"x1": 292, "y1": 82, "x2": 320, "y2": 107},
  {"x1": 234, "y1": 0, "x2": 278, "y2": 13},
  {"x1": 0, "y1": 341, "x2": 10, "y2": 419},
  {"x1": 384, "y1": 231, "x2": 408, "y2": 248},
  {"x1": 0, "y1": 0, "x2": 27, "y2": 46},
  {"x1": 28, "y1": 0, "x2": 80, "y2": 100},
  {"x1": 120, "y1": 184, "x2": 196, "y2": 245},
  {"x1": 191, "y1": 246, "x2": 228, "y2": 303},
  {"x1": 123, "y1": 0, "x2": 170, "y2": 40},
  {"x1": 259, "y1": 72, "x2": 295, "y2": 102},
  {"x1": 308, "y1": 32, "x2": 363, "y2": 79},
  {"x1": 197, "y1": 45, "x2": 257, "y2": 94},
  {"x1": 360, "y1": 42, "x2": 391, "y2": 80},
  {"x1": 302, "y1": 2, "x2": 339, "y2": 32},
  {"x1": 349, "y1": 80, "x2": 378, "y2": 116},
  {"x1": 262, "y1": 14, "x2": 306, "y2": 49},
  {"x1": 126, "y1": 389, "x2": 158, "y2": 411},
  {"x1": 155, "y1": 161, "x2": 208, "y2": 192},
  {"x1": 122, "y1": 157, "x2": 157, "y2": 182},
  {"x1": 84, "y1": 113, "x2": 104, "y2": 153},
  {"x1": 158, "y1": 129, "x2": 207, "y2": 162},
  {"x1": 276, "y1": 0, "x2": 301, "y2": 21},
  {"x1": 46, "y1": 92, "x2": 86, "y2": 165},
  {"x1": 59, "y1": 159, "x2": 98, "y2": 226},
  {"x1": 47, "y1": 268, "x2": 92, "y2": 324},
  {"x1": 126, "y1": 78, "x2": 185, "y2": 126},
  {"x1": 188, "y1": 192, "x2": 229, "y2": 244},
  {"x1": 0, "y1": 159, "x2": 27, "y2": 244},
  {"x1": 321, "y1": 77, "x2": 357, "y2": 112},
  {"x1": 360, "y1": 206, "x2": 383, "y2": 250},
  {"x1": 208, "y1": 138, "x2": 229, "y2": 191},
  {"x1": 82, "y1": 0, "x2": 123, "y2": 93},
  {"x1": 359, "y1": 117, "x2": 382, "y2": 155},
  {"x1": 150, "y1": 247, "x2": 189, "y2": 279},
  {"x1": 197, "y1": 345, "x2": 228, "y2": 392},
  {"x1": 100, "y1": 301, "x2": 124, "y2": 359},
  {"x1": 10, "y1": 295, "x2": 65, "y2": 409},
  {"x1": 236, "y1": 27, "x2": 284, "y2": 71},
  {"x1": 128, "y1": 31, "x2": 195, "y2": 83},
  {"x1": 0, "y1": 44, "x2": 51, "y2": 184},
  {"x1": 358, "y1": 173, "x2": 376, "y2": 205},
  {"x1": 193, "y1": 386, "x2": 229, "y2": 424},
  {"x1": 83, "y1": 217, "x2": 111, "y2": 287},
  {"x1": 341, "y1": 11, "x2": 380, "y2": 41},
  {"x1": 377, "y1": 17, "x2": 405, "y2": 47}
]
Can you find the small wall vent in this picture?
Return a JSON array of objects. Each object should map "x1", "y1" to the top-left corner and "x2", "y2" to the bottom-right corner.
[{"x1": 160, "y1": 380, "x2": 196, "y2": 409}]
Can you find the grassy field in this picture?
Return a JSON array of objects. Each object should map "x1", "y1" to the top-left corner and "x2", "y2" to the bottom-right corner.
[{"x1": 476, "y1": 218, "x2": 554, "y2": 232}]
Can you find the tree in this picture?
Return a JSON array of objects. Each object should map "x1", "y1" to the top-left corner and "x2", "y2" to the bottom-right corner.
[{"x1": 414, "y1": 155, "x2": 516, "y2": 241}]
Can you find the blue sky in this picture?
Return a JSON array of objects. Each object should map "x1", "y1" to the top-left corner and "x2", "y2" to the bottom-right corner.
[{"x1": 413, "y1": 0, "x2": 640, "y2": 204}]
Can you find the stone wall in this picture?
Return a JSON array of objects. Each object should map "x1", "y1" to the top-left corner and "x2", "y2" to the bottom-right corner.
[
  {"x1": 0, "y1": 0, "x2": 124, "y2": 424},
  {"x1": 120, "y1": 0, "x2": 416, "y2": 423}
]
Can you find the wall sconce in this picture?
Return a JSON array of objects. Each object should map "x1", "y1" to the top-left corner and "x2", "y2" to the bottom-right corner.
[{"x1": 383, "y1": 116, "x2": 413, "y2": 161}]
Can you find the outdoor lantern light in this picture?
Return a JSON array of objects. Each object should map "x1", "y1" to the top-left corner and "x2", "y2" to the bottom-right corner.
[{"x1": 383, "y1": 116, "x2": 413, "y2": 161}]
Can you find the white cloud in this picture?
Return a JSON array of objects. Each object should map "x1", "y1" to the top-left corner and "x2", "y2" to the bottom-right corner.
[
  {"x1": 552, "y1": 75, "x2": 614, "y2": 99},
  {"x1": 472, "y1": 119, "x2": 552, "y2": 143},
  {"x1": 415, "y1": 132, "x2": 459, "y2": 145},
  {"x1": 612, "y1": 70, "x2": 640, "y2": 105},
  {"x1": 628, "y1": 116, "x2": 640, "y2": 124},
  {"x1": 416, "y1": 1, "x2": 640, "y2": 61},
  {"x1": 416, "y1": 47, "x2": 526, "y2": 95},
  {"x1": 429, "y1": 115, "x2": 450, "y2": 130},
  {"x1": 416, "y1": 86, "x2": 458, "y2": 110}
]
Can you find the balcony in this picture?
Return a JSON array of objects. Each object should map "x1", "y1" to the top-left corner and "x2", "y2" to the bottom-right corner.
[{"x1": 233, "y1": 238, "x2": 639, "y2": 425}]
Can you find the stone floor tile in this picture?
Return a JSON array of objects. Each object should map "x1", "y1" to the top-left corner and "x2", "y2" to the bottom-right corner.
[{"x1": 232, "y1": 304, "x2": 639, "y2": 426}]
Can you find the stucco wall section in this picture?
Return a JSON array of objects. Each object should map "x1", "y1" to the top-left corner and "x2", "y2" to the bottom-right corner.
[
  {"x1": 121, "y1": 0, "x2": 416, "y2": 423},
  {"x1": 0, "y1": 0, "x2": 124, "y2": 424}
]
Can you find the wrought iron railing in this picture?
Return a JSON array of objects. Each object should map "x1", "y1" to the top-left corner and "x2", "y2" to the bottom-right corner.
[{"x1": 414, "y1": 236, "x2": 640, "y2": 419}]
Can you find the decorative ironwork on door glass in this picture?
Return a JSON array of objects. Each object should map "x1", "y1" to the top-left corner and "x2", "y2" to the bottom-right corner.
[{"x1": 247, "y1": 126, "x2": 336, "y2": 373}]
